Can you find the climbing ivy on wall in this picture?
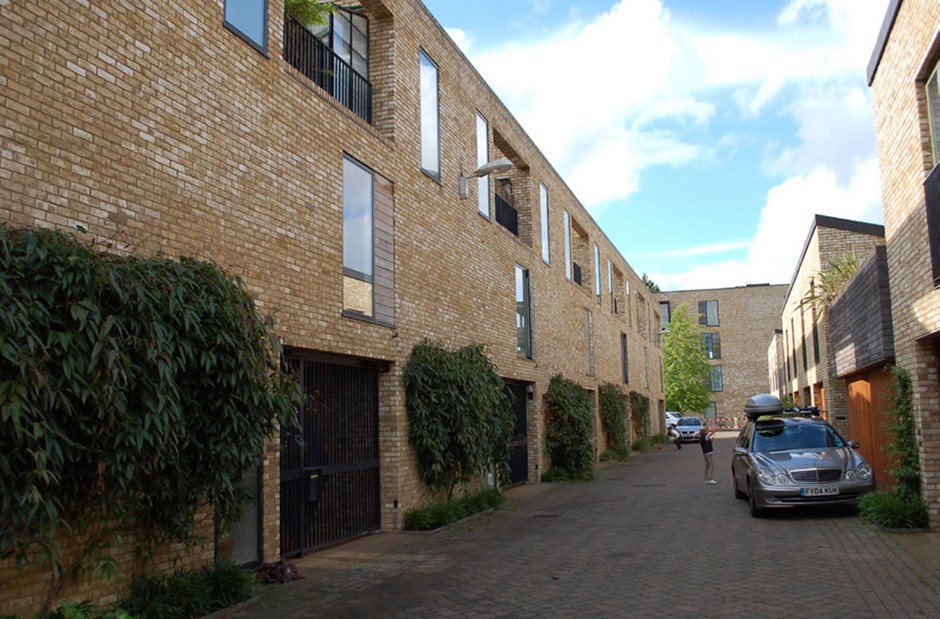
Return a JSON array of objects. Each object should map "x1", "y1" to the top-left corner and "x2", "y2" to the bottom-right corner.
[
  {"x1": 403, "y1": 340, "x2": 514, "y2": 500},
  {"x1": 598, "y1": 382, "x2": 628, "y2": 450},
  {"x1": 543, "y1": 374, "x2": 594, "y2": 481},
  {"x1": 0, "y1": 225, "x2": 300, "y2": 606},
  {"x1": 629, "y1": 391, "x2": 650, "y2": 440}
]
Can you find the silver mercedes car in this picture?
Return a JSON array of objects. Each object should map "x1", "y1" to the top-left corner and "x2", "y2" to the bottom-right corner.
[{"x1": 731, "y1": 394, "x2": 875, "y2": 517}]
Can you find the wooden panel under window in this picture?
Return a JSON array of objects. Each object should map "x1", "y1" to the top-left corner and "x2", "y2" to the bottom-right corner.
[{"x1": 373, "y1": 174, "x2": 395, "y2": 326}]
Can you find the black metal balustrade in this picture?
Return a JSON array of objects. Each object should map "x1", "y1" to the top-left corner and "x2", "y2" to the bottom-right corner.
[
  {"x1": 495, "y1": 194, "x2": 519, "y2": 237},
  {"x1": 283, "y1": 15, "x2": 372, "y2": 124}
]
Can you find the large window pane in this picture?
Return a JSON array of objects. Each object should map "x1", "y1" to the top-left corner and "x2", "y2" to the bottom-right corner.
[
  {"x1": 351, "y1": 13, "x2": 369, "y2": 78},
  {"x1": 419, "y1": 50, "x2": 440, "y2": 178},
  {"x1": 477, "y1": 113, "x2": 489, "y2": 217},
  {"x1": 594, "y1": 244, "x2": 601, "y2": 303},
  {"x1": 710, "y1": 365, "x2": 723, "y2": 392},
  {"x1": 540, "y1": 183, "x2": 550, "y2": 263},
  {"x1": 563, "y1": 209, "x2": 572, "y2": 280},
  {"x1": 224, "y1": 0, "x2": 267, "y2": 52},
  {"x1": 343, "y1": 157, "x2": 374, "y2": 316},
  {"x1": 515, "y1": 265, "x2": 532, "y2": 358},
  {"x1": 928, "y1": 65, "x2": 940, "y2": 168}
]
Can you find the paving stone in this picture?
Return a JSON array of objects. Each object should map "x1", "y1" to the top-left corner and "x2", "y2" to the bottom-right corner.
[{"x1": 233, "y1": 437, "x2": 940, "y2": 618}]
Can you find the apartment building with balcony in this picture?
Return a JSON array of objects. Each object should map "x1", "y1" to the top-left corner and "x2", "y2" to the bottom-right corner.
[
  {"x1": 0, "y1": 0, "x2": 663, "y2": 611},
  {"x1": 778, "y1": 215, "x2": 885, "y2": 435},
  {"x1": 867, "y1": 0, "x2": 940, "y2": 521},
  {"x1": 659, "y1": 284, "x2": 786, "y2": 426}
]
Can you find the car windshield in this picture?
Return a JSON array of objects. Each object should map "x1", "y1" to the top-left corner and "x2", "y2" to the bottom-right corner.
[
  {"x1": 677, "y1": 418, "x2": 701, "y2": 426},
  {"x1": 752, "y1": 422, "x2": 846, "y2": 452}
]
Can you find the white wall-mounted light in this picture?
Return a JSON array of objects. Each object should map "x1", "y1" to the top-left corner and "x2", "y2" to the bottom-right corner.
[{"x1": 459, "y1": 158, "x2": 513, "y2": 199}]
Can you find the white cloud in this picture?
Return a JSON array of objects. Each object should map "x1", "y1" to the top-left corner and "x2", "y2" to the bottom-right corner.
[
  {"x1": 646, "y1": 241, "x2": 751, "y2": 259},
  {"x1": 652, "y1": 158, "x2": 884, "y2": 290},
  {"x1": 444, "y1": 27, "x2": 471, "y2": 53},
  {"x1": 440, "y1": 0, "x2": 891, "y2": 290},
  {"x1": 459, "y1": 0, "x2": 888, "y2": 214}
]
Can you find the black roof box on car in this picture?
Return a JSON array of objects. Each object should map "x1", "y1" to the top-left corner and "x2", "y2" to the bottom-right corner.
[{"x1": 744, "y1": 394, "x2": 784, "y2": 421}]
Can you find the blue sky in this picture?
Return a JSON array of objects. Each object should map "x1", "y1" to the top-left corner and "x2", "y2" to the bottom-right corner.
[{"x1": 422, "y1": 0, "x2": 890, "y2": 291}]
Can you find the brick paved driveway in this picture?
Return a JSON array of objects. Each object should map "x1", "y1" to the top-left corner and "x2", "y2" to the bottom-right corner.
[{"x1": 233, "y1": 435, "x2": 940, "y2": 618}]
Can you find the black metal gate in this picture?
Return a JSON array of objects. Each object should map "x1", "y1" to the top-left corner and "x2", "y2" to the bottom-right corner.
[
  {"x1": 507, "y1": 382, "x2": 529, "y2": 485},
  {"x1": 280, "y1": 356, "x2": 380, "y2": 557}
]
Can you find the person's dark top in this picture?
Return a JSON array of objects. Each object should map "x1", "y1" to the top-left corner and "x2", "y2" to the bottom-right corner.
[{"x1": 700, "y1": 430, "x2": 714, "y2": 454}]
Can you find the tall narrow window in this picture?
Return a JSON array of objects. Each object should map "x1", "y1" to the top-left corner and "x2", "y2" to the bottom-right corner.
[
  {"x1": 594, "y1": 244, "x2": 602, "y2": 304},
  {"x1": 710, "y1": 365, "x2": 724, "y2": 392},
  {"x1": 812, "y1": 306, "x2": 820, "y2": 364},
  {"x1": 704, "y1": 402, "x2": 717, "y2": 419},
  {"x1": 659, "y1": 301, "x2": 670, "y2": 330},
  {"x1": 343, "y1": 157, "x2": 374, "y2": 317},
  {"x1": 584, "y1": 309, "x2": 594, "y2": 375},
  {"x1": 563, "y1": 209, "x2": 572, "y2": 280},
  {"x1": 540, "y1": 183, "x2": 550, "y2": 264},
  {"x1": 476, "y1": 113, "x2": 490, "y2": 217},
  {"x1": 620, "y1": 333, "x2": 629, "y2": 384},
  {"x1": 927, "y1": 61, "x2": 940, "y2": 167},
  {"x1": 800, "y1": 306, "x2": 808, "y2": 372},
  {"x1": 607, "y1": 260, "x2": 613, "y2": 309},
  {"x1": 698, "y1": 300, "x2": 719, "y2": 326},
  {"x1": 419, "y1": 50, "x2": 440, "y2": 180},
  {"x1": 702, "y1": 333, "x2": 721, "y2": 359},
  {"x1": 224, "y1": 0, "x2": 267, "y2": 53},
  {"x1": 515, "y1": 265, "x2": 533, "y2": 358}
]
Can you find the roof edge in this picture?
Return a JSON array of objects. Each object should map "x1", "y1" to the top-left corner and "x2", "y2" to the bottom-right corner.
[{"x1": 867, "y1": 0, "x2": 903, "y2": 86}]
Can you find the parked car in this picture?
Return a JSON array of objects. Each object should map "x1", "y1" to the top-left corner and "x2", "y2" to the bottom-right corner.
[
  {"x1": 665, "y1": 411, "x2": 681, "y2": 430},
  {"x1": 675, "y1": 416, "x2": 703, "y2": 442},
  {"x1": 732, "y1": 394, "x2": 875, "y2": 517}
]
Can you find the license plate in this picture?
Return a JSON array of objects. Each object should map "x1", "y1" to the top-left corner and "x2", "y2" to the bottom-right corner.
[{"x1": 800, "y1": 487, "x2": 839, "y2": 496}]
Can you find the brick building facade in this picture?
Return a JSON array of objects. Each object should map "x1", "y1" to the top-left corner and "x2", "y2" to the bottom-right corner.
[
  {"x1": 868, "y1": 0, "x2": 940, "y2": 523},
  {"x1": 658, "y1": 284, "x2": 786, "y2": 426},
  {"x1": 0, "y1": 0, "x2": 663, "y2": 612},
  {"x1": 777, "y1": 215, "x2": 885, "y2": 435}
]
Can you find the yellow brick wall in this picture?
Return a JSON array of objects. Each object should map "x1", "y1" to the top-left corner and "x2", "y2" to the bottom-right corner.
[
  {"x1": 1, "y1": 0, "x2": 663, "y2": 611},
  {"x1": 779, "y1": 222, "x2": 885, "y2": 434},
  {"x1": 869, "y1": 0, "x2": 940, "y2": 523},
  {"x1": 659, "y1": 284, "x2": 787, "y2": 423}
]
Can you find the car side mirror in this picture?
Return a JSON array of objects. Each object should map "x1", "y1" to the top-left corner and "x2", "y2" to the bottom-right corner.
[{"x1": 848, "y1": 440, "x2": 860, "y2": 449}]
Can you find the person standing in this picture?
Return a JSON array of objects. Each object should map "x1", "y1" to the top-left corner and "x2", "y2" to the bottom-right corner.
[{"x1": 700, "y1": 426, "x2": 717, "y2": 483}]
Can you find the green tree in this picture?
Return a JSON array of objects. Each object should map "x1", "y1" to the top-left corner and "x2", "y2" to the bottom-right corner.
[
  {"x1": 284, "y1": 0, "x2": 333, "y2": 27},
  {"x1": 662, "y1": 303, "x2": 710, "y2": 413},
  {"x1": 642, "y1": 273, "x2": 661, "y2": 293}
]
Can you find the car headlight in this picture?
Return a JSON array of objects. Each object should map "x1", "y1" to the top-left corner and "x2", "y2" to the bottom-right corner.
[
  {"x1": 856, "y1": 463, "x2": 873, "y2": 481},
  {"x1": 845, "y1": 470, "x2": 856, "y2": 481},
  {"x1": 758, "y1": 470, "x2": 777, "y2": 485},
  {"x1": 776, "y1": 473, "x2": 790, "y2": 485}
]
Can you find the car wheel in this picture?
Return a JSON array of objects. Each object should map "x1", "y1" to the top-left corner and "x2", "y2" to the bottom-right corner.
[
  {"x1": 733, "y1": 470, "x2": 746, "y2": 500},
  {"x1": 747, "y1": 480, "x2": 763, "y2": 518}
]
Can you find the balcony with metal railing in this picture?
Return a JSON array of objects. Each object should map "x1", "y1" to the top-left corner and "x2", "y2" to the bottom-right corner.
[{"x1": 283, "y1": 15, "x2": 372, "y2": 124}]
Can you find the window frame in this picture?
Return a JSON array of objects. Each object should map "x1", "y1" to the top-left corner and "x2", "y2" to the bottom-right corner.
[
  {"x1": 223, "y1": 0, "x2": 269, "y2": 56},
  {"x1": 927, "y1": 60, "x2": 940, "y2": 170},
  {"x1": 540, "y1": 183, "x2": 550, "y2": 264},
  {"x1": 710, "y1": 365, "x2": 724, "y2": 392},
  {"x1": 698, "y1": 300, "x2": 720, "y2": 327},
  {"x1": 419, "y1": 48, "x2": 441, "y2": 181},
  {"x1": 594, "y1": 243, "x2": 602, "y2": 304},
  {"x1": 620, "y1": 332, "x2": 629, "y2": 384},
  {"x1": 702, "y1": 332, "x2": 721, "y2": 360},
  {"x1": 515, "y1": 264, "x2": 533, "y2": 359},
  {"x1": 342, "y1": 155, "x2": 376, "y2": 318},
  {"x1": 563, "y1": 209, "x2": 572, "y2": 281},
  {"x1": 476, "y1": 112, "x2": 490, "y2": 218}
]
